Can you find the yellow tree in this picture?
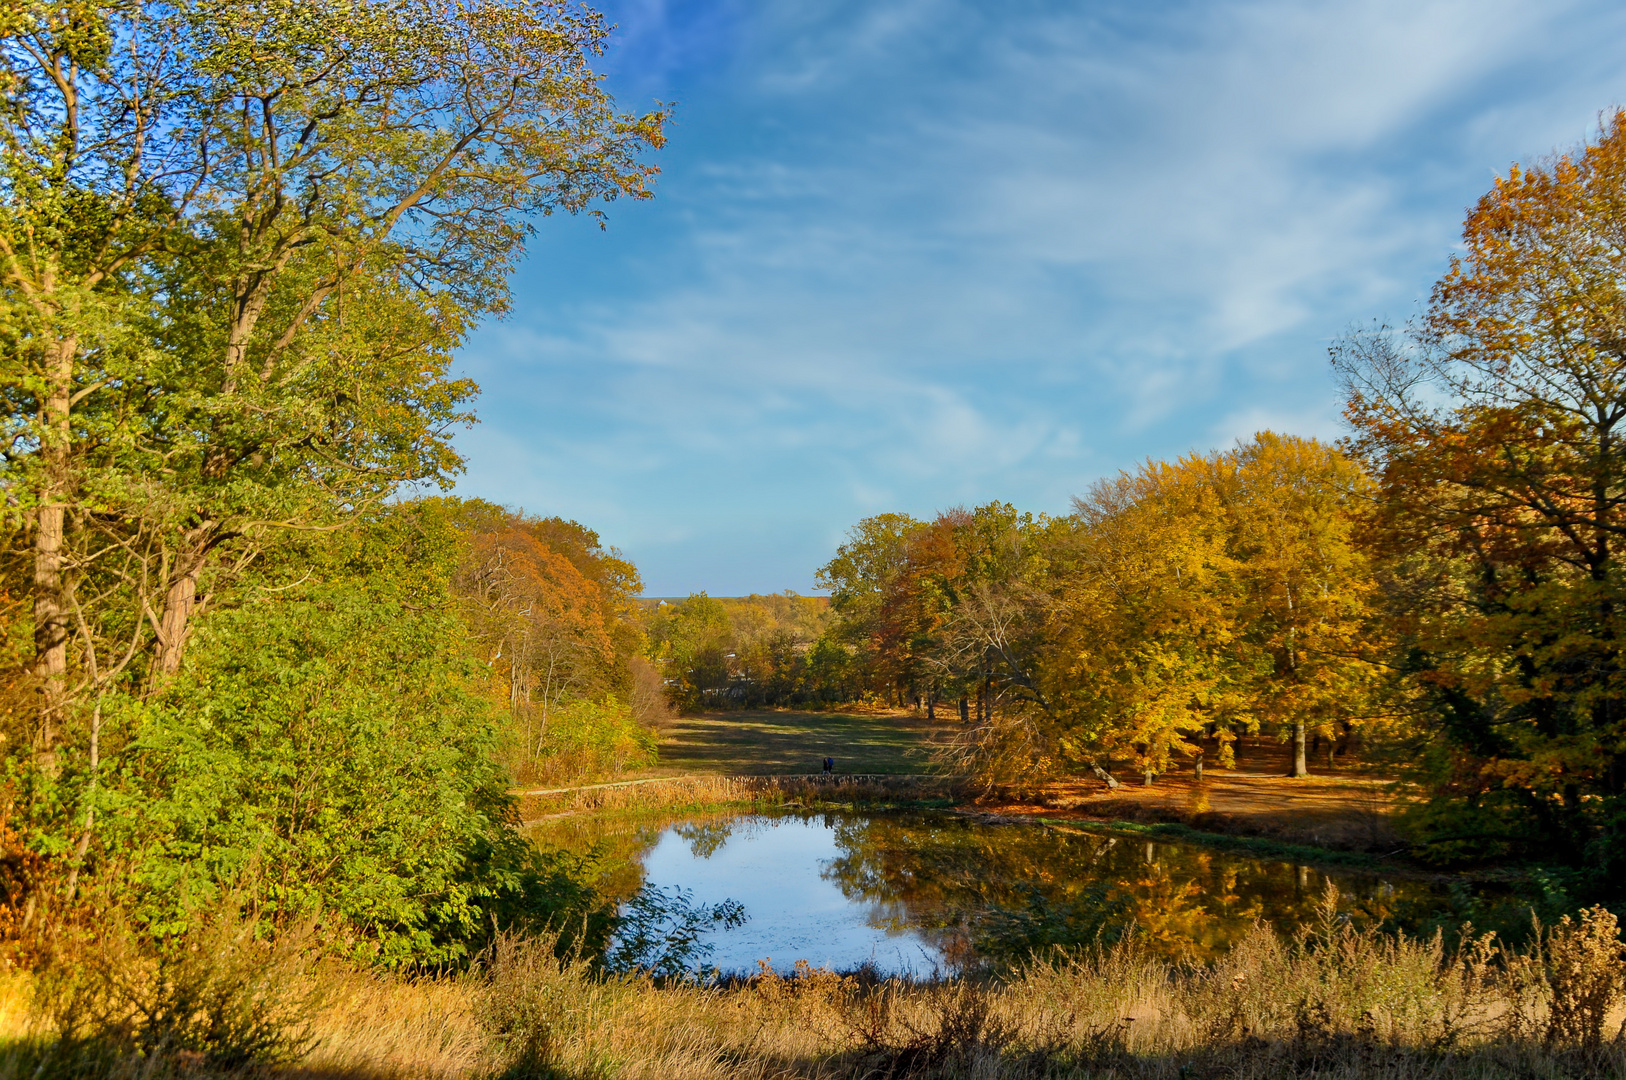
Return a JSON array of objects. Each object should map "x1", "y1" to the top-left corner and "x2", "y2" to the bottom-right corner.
[
  {"x1": 1058, "y1": 455, "x2": 1249, "y2": 784},
  {"x1": 1053, "y1": 436, "x2": 1379, "y2": 784},
  {"x1": 1216, "y1": 433, "x2": 1382, "y2": 776}
]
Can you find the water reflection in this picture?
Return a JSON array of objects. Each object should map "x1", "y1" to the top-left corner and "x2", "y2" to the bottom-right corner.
[
  {"x1": 540, "y1": 809, "x2": 1453, "y2": 976},
  {"x1": 817, "y1": 813, "x2": 1429, "y2": 965},
  {"x1": 639, "y1": 815, "x2": 946, "y2": 977}
]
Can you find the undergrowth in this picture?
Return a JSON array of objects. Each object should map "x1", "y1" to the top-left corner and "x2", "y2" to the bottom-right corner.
[{"x1": 0, "y1": 884, "x2": 1621, "y2": 1078}]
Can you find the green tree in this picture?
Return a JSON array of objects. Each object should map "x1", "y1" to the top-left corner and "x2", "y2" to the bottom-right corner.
[
  {"x1": 1, "y1": 0, "x2": 665, "y2": 753},
  {"x1": 816, "y1": 513, "x2": 925, "y2": 704},
  {"x1": 1, "y1": 0, "x2": 665, "y2": 914},
  {"x1": 86, "y1": 504, "x2": 598, "y2": 964},
  {"x1": 645, "y1": 594, "x2": 732, "y2": 711}
]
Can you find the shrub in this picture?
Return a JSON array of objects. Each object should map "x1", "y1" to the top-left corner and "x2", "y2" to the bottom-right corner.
[{"x1": 533, "y1": 696, "x2": 658, "y2": 782}]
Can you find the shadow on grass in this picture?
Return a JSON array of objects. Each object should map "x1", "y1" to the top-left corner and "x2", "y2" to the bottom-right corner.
[{"x1": 7, "y1": 1028, "x2": 1624, "y2": 1080}]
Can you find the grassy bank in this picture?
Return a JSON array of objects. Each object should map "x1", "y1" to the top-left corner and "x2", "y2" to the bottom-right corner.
[
  {"x1": 3, "y1": 895, "x2": 1622, "y2": 1079},
  {"x1": 518, "y1": 773, "x2": 959, "y2": 822}
]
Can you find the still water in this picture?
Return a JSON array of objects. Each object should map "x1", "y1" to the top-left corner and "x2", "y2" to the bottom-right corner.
[{"x1": 539, "y1": 810, "x2": 1455, "y2": 978}]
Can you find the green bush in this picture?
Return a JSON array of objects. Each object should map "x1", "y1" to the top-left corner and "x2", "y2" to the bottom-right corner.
[
  {"x1": 537, "y1": 696, "x2": 658, "y2": 779},
  {"x1": 107, "y1": 580, "x2": 519, "y2": 965}
]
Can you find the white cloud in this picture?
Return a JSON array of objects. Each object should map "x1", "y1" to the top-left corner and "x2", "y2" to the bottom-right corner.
[{"x1": 455, "y1": 0, "x2": 1626, "y2": 592}]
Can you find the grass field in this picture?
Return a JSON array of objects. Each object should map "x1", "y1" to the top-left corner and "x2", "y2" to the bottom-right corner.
[{"x1": 654, "y1": 708, "x2": 940, "y2": 775}]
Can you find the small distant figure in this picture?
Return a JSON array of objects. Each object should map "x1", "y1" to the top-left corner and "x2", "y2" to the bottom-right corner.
[{"x1": 822, "y1": 756, "x2": 834, "y2": 776}]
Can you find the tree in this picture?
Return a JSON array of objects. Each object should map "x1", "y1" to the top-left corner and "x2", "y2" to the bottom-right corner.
[
  {"x1": 645, "y1": 594, "x2": 732, "y2": 710},
  {"x1": 816, "y1": 513, "x2": 925, "y2": 705},
  {"x1": 446, "y1": 500, "x2": 644, "y2": 777},
  {"x1": 1058, "y1": 456, "x2": 1248, "y2": 784},
  {"x1": 1219, "y1": 433, "x2": 1381, "y2": 777},
  {"x1": 1, "y1": 0, "x2": 666, "y2": 756},
  {"x1": 1335, "y1": 112, "x2": 1626, "y2": 874},
  {"x1": 1052, "y1": 436, "x2": 1377, "y2": 784}
]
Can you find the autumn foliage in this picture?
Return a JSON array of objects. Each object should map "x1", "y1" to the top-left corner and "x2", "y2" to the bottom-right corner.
[
  {"x1": 1334, "y1": 110, "x2": 1626, "y2": 875},
  {"x1": 805, "y1": 116, "x2": 1626, "y2": 890},
  {"x1": 818, "y1": 435, "x2": 1381, "y2": 792},
  {"x1": 445, "y1": 500, "x2": 657, "y2": 783}
]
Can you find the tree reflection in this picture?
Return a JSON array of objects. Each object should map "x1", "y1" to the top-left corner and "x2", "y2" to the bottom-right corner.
[
  {"x1": 818, "y1": 814, "x2": 1435, "y2": 964},
  {"x1": 534, "y1": 809, "x2": 1456, "y2": 971}
]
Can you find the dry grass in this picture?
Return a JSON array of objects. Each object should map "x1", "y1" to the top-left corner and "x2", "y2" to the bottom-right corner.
[{"x1": 1, "y1": 890, "x2": 1622, "y2": 1079}]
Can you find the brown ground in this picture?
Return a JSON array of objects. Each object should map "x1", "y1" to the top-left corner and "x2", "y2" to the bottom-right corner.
[{"x1": 984, "y1": 736, "x2": 1401, "y2": 852}]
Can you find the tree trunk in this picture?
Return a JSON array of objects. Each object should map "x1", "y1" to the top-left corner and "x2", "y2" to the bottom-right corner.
[
  {"x1": 63, "y1": 695, "x2": 102, "y2": 903},
  {"x1": 958, "y1": 695, "x2": 969, "y2": 723},
  {"x1": 1290, "y1": 720, "x2": 1308, "y2": 777},
  {"x1": 32, "y1": 334, "x2": 76, "y2": 756},
  {"x1": 1194, "y1": 752, "x2": 1204, "y2": 782},
  {"x1": 1143, "y1": 766, "x2": 1154, "y2": 786},
  {"x1": 151, "y1": 527, "x2": 220, "y2": 681},
  {"x1": 1088, "y1": 761, "x2": 1121, "y2": 790},
  {"x1": 154, "y1": 568, "x2": 199, "y2": 676},
  {"x1": 926, "y1": 693, "x2": 935, "y2": 721}
]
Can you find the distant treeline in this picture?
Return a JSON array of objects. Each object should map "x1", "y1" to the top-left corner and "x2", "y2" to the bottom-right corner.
[{"x1": 643, "y1": 593, "x2": 847, "y2": 710}]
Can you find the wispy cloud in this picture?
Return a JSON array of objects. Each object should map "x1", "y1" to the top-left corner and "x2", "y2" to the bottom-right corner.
[{"x1": 454, "y1": 0, "x2": 1626, "y2": 593}]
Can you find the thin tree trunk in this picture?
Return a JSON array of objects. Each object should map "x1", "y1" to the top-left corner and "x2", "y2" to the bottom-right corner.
[
  {"x1": 152, "y1": 526, "x2": 220, "y2": 681},
  {"x1": 1290, "y1": 720, "x2": 1308, "y2": 777},
  {"x1": 33, "y1": 334, "x2": 76, "y2": 757},
  {"x1": 1088, "y1": 761, "x2": 1121, "y2": 790},
  {"x1": 958, "y1": 695, "x2": 969, "y2": 723},
  {"x1": 1194, "y1": 752, "x2": 1204, "y2": 782},
  {"x1": 154, "y1": 568, "x2": 199, "y2": 676},
  {"x1": 63, "y1": 696, "x2": 101, "y2": 903}
]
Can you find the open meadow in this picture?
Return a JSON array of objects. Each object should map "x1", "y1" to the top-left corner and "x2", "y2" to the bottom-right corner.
[
  {"x1": 654, "y1": 708, "x2": 941, "y2": 777},
  {"x1": 593, "y1": 708, "x2": 1402, "y2": 855}
]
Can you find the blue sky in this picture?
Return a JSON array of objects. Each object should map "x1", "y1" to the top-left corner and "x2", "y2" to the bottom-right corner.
[{"x1": 448, "y1": 0, "x2": 1626, "y2": 596}]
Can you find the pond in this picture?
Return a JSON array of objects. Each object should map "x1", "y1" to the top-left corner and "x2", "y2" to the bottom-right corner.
[{"x1": 532, "y1": 809, "x2": 1464, "y2": 978}]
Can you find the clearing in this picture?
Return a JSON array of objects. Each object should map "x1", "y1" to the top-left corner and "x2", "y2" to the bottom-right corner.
[{"x1": 654, "y1": 708, "x2": 939, "y2": 775}]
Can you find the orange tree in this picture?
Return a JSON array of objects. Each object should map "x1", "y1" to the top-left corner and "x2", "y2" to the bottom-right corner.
[
  {"x1": 446, "y1": 501, "x2": 640, "y2": 775},
  {"x1": 1336, "y1": 113, "x2": 1626, "y2": 878}
]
